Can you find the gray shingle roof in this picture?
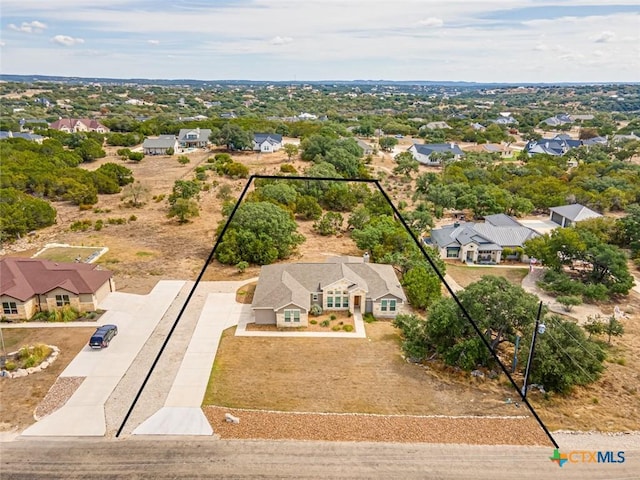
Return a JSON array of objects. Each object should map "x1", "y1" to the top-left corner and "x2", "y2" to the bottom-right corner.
[
  {"x1": 429, "y1": 220, "x2": 538, "y2": 250},
  {"x1": 254, "y1": 133, "x2": 283, "y2": 145},
  {"x1": 143, "y1": 135, "x2": 177, "y2": 149},
  {"x1": 413, "y1": 143, "x2": 464, "y2": 156},
  {"x1": 252, "y1": 262, "x2": 405, "y2": 310},
  {"x1": 178, "y1": 128, "x2": 211, "y2": 142},
  {"x1": 549, "y1": 204, "x2": 601, "y2": 222}
]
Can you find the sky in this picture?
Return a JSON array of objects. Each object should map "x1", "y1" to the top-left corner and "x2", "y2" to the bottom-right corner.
[{"x1": 1, "y1": 0, "x2": 639, "y2": 83}]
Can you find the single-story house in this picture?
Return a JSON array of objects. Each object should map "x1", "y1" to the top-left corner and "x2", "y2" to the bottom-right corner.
[
  {"x1": 424, "y1": 121, "x2": 451, "y2": 130},
  {"x1": 253, "y1": 133, "x2": 283, "y2": 153},
  {"x1": 0, "y1": 257, "x2": 115, "y2": 321},
  {"x1": 142, "y1": 135, "x2": 179, "y2": 155},
  {"x1": 49, "y1": 118, "x2": 110, "y2": 133},
  {"x1": 549, "y1": 204, "x2": 602, "y2": 228},
  {"x1": 356, "y1": 139, "x2": 374, "y2": 155},
  {"x1": 541, "y1": 114, "x2": 573, "y2": 127},
  {"x1": 251, "y1": 258, "x2": 406, "y2": 328},
  {"x1": 426, "y1": 214, "x2": 539, "y2": 264},
  {"x1": 525, "y1": 135, "x2": 582, "y2": 156},
  {"x1": 178, "y1": 128, "x2": 211, "y2": 148},
  {"x1": 408, "y1": 143, "x2": 464, "y2": 165},
  {"x1": 0, "y1": 131, "x2": 44, "y2": 143},
  {"x1": 463, "y1": 143, "x2": 514, "y2": 158}
]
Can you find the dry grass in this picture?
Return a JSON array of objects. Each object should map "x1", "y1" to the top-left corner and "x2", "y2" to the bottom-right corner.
[
  {"x1": 446, "y1": 263, "x2": 529, "y2": 288},
  {"x1": 235, "y1": 282, "x2": 256, "y2": 304},
  {"x1": 204, "y1": 322, "x2": 521, "y2": 417},
  {"x1": 0, "y1": 327, "x2": 95, "y2": 432}
]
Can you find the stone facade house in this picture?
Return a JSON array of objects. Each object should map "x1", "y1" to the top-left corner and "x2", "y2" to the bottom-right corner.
[
  {"x1": 251, "y1": 258, "x2": 406, "y2": 328},
  {"x1": 0, "y1": 258, "x2": 114, "y2": 321},
  {"x1": 49, "y1": 118, "x2": 109, "y2": 133}
]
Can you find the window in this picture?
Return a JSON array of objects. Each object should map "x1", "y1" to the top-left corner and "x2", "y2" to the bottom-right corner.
[
  {"x1": 284, "y1": 309, "x2": 300, "y2": 323},
  {"x1": 2, "y1": 302, "x2": 17, "y2": 315},
  {"x1": 312, "y1": 293, "x2": 318, "y2": 302},
  {"x1": 56, "y1": 295, "x2": 70, "y2": 307},
  {"x1": 380, "y1": 299, "x2": 396, "y2": 312},
  {"x1": 446, "y1": 247, "x2": 460, "y2": 258},
  {"x1": 342, "y1": 296, "x2": 349, "y2": 308},
  {"x1": 327, "y1": 296, "x2": 333, "y2": 308}
]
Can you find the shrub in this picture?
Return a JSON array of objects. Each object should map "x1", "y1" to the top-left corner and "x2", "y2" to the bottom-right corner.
[
  {"x1": 107, "y1": 217, "x2": 127, "y2": 225},
  {"x1": 363, "y1": 313, "x2": 376, "y2": 323},
  {"x1": 583, "y1": 284, "x2": 609, "y2": 302},
  {"x1": 310, "y1": 319, "x2": 318, "y2": 325},
  {"x1": 310, "y1": 304, "x2": 323, "y2": 316},
  {"x1": 280, "y1": 164, "x2": 297, "y2": 174},
  {"x1": 4, "y1": 360, "x2": 16, "y2": 371},
  {"x1": 94, "y1": 219, "x2": 103, "y2": 231},
  {"x1": 18, "y1": 343, "x2": 52, "y2": 368},
  {"x1": 330, "y1": 314, "x2": 337, "y2": 321},
  {"x1": 557, "y1": 295, "x2": 582, "y2": 312},
  {"x1": 331, "y1": 325, "x2": 341, "y2": 331},
  {"x1": 343, "y1": 324, "x2": 354, "y2": 332},
  {"x1": 177, "y1": 155, "x2": 190, "y2": 165},
  {"x1": 320, "y1": 320, "x2": 330, "y2": 327},
  {"x1": 70, "y1": 220, "x2": 92, "y2": 232},
  {"x1": 128, "y1": 214, "x2": 137, "y2": 222}
]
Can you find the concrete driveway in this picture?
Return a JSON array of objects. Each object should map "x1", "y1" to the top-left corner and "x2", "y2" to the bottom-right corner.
[
  {"x1": 21, "y1": 281, "x2": 185, "y2": 437},
  {"x1": 133, "y1": 285, "x2": 253, "y2": 436}
]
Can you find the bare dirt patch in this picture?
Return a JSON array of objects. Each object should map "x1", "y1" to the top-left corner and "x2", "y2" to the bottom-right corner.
[
  {"x1": 204, "y1": 406, "x2": 549, "y2": 445},
  {"x1": 0, "y1": 328, "x2": 95, "y2": 432}
]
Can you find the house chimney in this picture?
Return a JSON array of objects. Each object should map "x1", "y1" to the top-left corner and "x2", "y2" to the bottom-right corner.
[
  {"x1": 363, "y1": 252, "x2": 370, "y2": 263},
  {"x1": 450, "y1": 142, "x2": 455, "y2": 149}
]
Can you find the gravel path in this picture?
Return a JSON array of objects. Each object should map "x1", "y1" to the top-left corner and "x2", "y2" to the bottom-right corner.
[
  {"x1": 34, "y1": 376, "x2": 84, "y2": 420},
  {"x1": 204, "y1": 406, "x2": 552, "y2": 446},
  {"x1": 103, "y1": 281, "x2": 217, "y2": 437}
]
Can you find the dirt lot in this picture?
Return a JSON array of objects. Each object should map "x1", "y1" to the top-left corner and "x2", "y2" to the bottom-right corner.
[{"x1": 0, "y1": 327, "x2": 95, "y2": 432}]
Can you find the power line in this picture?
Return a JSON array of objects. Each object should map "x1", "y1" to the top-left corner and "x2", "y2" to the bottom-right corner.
[
  {"x1": 544, "y1": 329, "x2": 600, "y2": 385},
  {"x1": 550, "y1": 317, "x2": 604, "y2": 365}
]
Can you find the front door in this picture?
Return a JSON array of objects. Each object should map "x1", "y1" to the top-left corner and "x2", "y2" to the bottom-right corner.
[{"x1": 354, "y1": 296, "x2": 361, "y2": 311}]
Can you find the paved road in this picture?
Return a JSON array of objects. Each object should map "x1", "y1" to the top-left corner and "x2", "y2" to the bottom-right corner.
[{"x1": 1, "y1": 437, "x2": 637, "y2": 479}]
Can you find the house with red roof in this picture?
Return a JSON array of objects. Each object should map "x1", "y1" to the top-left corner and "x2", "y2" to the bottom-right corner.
[
  {"x1": 0, "y1": 258, "x2": 115, "y2": 321},
  {"x1": 49, "y1": 118, "x2": 110, "y2": 133}
]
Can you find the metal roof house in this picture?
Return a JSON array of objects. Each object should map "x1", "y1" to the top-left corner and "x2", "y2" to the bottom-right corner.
[
  {"x1": 426, "y1": 214, "x2": 539, "y2": 264},
  {"x1": 1, "y1": 258, "x2": 114, "y2": 321},
  {"x1": 408, "y1": 143, "x2": 464, "y2": 165},
  {"x1": 142, "y1": 135, "x2": 178, "y2": 155},
  {"x1": 178, "y1": 128, "x2": 211, "y2": 148},
  {"x1": 251, "y1": 259, "x2": 406, "y2": 328},
  {"x1": 549, "y1": 204, "x2": 602, "y2": 228},
  {"x1": 253, "y1": 133, "x2": 283, "y2": 153}
]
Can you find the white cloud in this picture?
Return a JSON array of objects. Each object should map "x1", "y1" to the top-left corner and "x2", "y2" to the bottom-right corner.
[
  {"x1": 417, "y1": 17, "x2": 444, "y2": 28},
  {"x1": 591, "y1": 30, "x2": 615, "y2": 43},
  {"x1": 0, "y1": 41, "x2": 5, "y2": 47},
  {"x1": 51, "y1": 35, "x2": 84, "y2": 46},
  {"x1": 270, "y1": 36, "x2": 293, "y2": 45},
  {"x1": 147, "y1": 39, "x2": 160, "y2": 45},
  {"x1": 8, "y1": 20, "x2": 47, "y2": 33}
]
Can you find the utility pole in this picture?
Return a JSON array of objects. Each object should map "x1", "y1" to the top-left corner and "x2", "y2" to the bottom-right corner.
[{"x1": 522, "y1": 301, "x2": 545, "y2": 399}]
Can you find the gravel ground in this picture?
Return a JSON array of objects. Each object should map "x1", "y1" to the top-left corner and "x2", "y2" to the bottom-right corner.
[
  {"x1": 204, "y1": 406, "x2": 552, "y2": 446},
  {"x1": 34, "y1": 376, "x2": 84, "y2": 420}
]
